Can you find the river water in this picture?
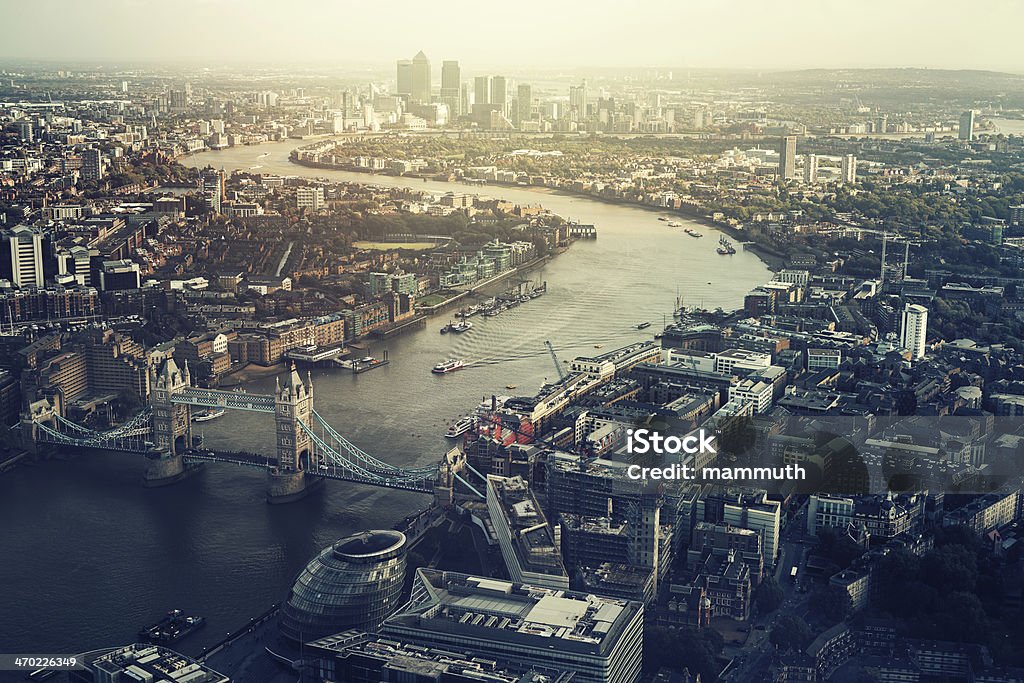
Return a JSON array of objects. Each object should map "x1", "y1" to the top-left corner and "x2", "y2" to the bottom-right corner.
[{"x1": 0, "y1": 138, "x2": 770, "y2": 657}]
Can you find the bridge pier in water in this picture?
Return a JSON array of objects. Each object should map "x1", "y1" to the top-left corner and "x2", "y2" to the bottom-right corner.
[
  {"x1": 25, "y1": 358, "x2": 449, "y2": 502},
  {"x1": 143, "y1": 450, "x2": 191, "y2": 487},
  {"x1": 267, "y1": 366, "x2": 319, "y2": 503}
]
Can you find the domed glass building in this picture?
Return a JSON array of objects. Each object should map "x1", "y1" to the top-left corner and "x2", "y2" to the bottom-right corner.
[{"x1": 280, "y1": 530, "x2": 407, "y2": 642}]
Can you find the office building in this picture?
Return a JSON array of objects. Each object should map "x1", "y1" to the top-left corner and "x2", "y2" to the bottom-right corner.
[
  {"x1": 487, "y1": 474, "x2": 569, "y2": 589},
  {"x1": 491, "y1": 75, "x2": 508, "y2": 114},
  {"x1": 697, "y1": 487, "x2": 781, "y2": 563},
  {"x1": 440, "y1": 60, "x2": 462, "y2": 116},
  {"x1": 100, "y1": 260, "x2": 142, "y2": 291},
  {"x1": 382, "y1": 569, "x2": 644, "y2": 683},
  {"x1": 779, "y1": 135, "x2": 797, "y2": 180},
  {"x1": 570, "y1": 80, "x2": 588, "y2": 116},
  {"x1": 3, "y1": 226, "x2": 45, "y2": 289},
  {"x1": 807, "y1": 493, "x2": 924, "y2": 543},
  {"x1": 411, "y1": 50, "x2": 431, "y2": 103},
  {"x1": 959, "y1": 110, "x2": 975, "y2": 141},
  {"x1": 900, "y1": 303, "x2": 928, "y2": 361},
  {"x1": 841, "y1": 154, "x2": 857, "y2": 184},
  {"x1": 516, "y1": 83, "x2": 533, "y2": 125},
  {"x1": 280, "y1": 530, "x2": 408, "y2": 643},
  {"x1": 306, "y1": 631, "x2": 576, "y2": 683},
  {"x1": 474, "y1": 75, "x2": 491, "y2": 109},
  {"x1": 441, "y1": 60, "x2": 460, "y2": 91},
  {"x1": 71, "y1": 644, "x2": 229, "y2": 683},
  {"x1": 804, "y1": 153, "x2": 818, "y2": 183},
  {"x1": 396, "y1": 59, "x2": 413, "y2": 98}
]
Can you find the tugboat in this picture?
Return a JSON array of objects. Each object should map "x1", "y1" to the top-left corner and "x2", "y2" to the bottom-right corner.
[{"x1": 432, "y1": 359, "x2": 465, "y2": 374}]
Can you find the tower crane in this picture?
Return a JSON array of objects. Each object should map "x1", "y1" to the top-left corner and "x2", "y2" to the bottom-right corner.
[{"x1": 545, "y1": 340, "x2": 567, "y2": 381}]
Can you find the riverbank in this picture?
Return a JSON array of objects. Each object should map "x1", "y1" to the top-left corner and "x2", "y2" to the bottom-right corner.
[
  {"x1": 217, "y1": 362, "x2": 288, "y2": 387},
  {"x1": 288, "y1": 155, "x2": 778, "y2": 274}
]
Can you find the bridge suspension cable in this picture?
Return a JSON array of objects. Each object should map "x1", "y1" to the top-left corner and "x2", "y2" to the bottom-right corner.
[{"x1": 310, "y1": 410, "x2": 439, "y2": 476}]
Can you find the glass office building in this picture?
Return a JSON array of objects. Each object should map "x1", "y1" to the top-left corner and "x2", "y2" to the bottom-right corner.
[{"x1": 280, "y1": 530, "x2": 408, "y2": 643}]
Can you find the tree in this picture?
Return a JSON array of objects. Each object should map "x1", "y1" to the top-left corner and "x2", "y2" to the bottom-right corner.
[
  {"x1": 921, "y1": 544, "x2": 978, "y2": 594},
  {"x1": 814, "y1": 527, "x2": 866, "y2": 569},
  {"x1": 755, "y1": 577, "x2": 785, "y2": 614},
  {"x1": 770, "y1": 615, "x2": 814, "y2": 653},
  {"x1": 644, "y1": 626, "x2": 723, "y2": 682},
  {"x1": 815, "y1": 585, "x2": 852, "y2": 626}
]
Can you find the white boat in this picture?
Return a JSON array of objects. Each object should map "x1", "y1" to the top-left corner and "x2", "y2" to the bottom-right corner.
[
  {"x1": 445, "y1": 416, "x2": 477, "y2": 438},
  {"x1": 192, "y1": 409, "x2": 225, "y2": 423},
  {"x1": 432, "y1": 359, "x2": 465, "y2": 374},
  {"x1": 451, "y1": 320, "x2": 473, "y2": 333}
]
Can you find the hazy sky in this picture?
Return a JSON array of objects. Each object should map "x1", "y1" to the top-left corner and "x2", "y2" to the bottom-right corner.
[{"x1": 2, "y1": 0, "x2": 1023, "y2": 72}]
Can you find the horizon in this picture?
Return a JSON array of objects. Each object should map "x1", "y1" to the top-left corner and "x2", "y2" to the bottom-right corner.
[{"x1": 2, "y1": 0, "x2": 1023, "y2": 72}]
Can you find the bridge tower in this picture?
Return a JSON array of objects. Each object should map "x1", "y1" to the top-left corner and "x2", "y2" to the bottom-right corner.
[
  {"x1": 149, "y1": 357, "x2": 193, "y2": 455},
  {"x1": 267, "y1": 365, "x2": 319, "y2": 504},
  {"x1": 19, "y1": 398, "x2": 58, "y2": 456},
  {"x1": 144, "y1": 358, "x2": 194, "y2": 486}
]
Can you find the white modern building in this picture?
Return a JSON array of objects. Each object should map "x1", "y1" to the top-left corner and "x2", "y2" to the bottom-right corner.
[{"x1": 900, "y1": 303, "x2": 928, "y2": 361}]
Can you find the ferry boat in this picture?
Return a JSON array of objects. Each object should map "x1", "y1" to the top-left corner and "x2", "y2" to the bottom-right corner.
[
  {"x1": 432, "y1": 359, "x2": 465, "y2": 374},
  {"x1": 445, "y1": 416, "x2": 477, "y2": 438},
  {"x1": 192, "y1": 409, "x2": 225, "y2": 423},
  {"x1": 139, "y1": 610, "x2": 206, "y2": 644}
]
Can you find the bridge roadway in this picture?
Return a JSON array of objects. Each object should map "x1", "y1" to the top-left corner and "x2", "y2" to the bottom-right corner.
[{"x1": 181, "y1": 449, "x2": 437, "y2": 494}]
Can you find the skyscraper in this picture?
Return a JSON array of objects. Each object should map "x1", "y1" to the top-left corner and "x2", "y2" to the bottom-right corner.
[
  {"x1": 201, "y1": 168, "x2": 225, "y2": 214},
  {"x1": 411, "y1": 50, "x2": 431, "y2": 103},
  {"x1": 803, "y1": 153, "x2": 818, "y2": 184},
  {"x1": 569, "y1": 80, "x2": 588, "y2": 116},
  {"x1": 473, "y1": 75, "x2": 491, "y2": 111},
  {"x1": 16, "y1": 120, "x2": 33, "y2": 142},
  {"x1": 490, "y1": 75, "x2": 507, "y2": 114},
  {"x1": 3, "y1": 226, "x2": 45, "y2": 289},
  {"x1": 779, "y1": 135, "x2": 797, "y2": 180},
  {"x1": 900, "y1": 303, "x2": 928, "y2": 361},
  {"x1": 516, "y1": 83, "x2": 532, "y2": 125},
  {"x1": 440, "y1": 61, "x2": 461, "y2": 117},
  {"x1": 440, "y1": 60, "x2": 460, "y2": 92},
  {"x1": 81, "y1": 147, "x2": 103, "y2": 182},
  {"x1": 841, "y1": 154, "x2": 857, "y2": 184},
  {"x1": 395, "y1": 60, "x2": 413, "y2": 97},
  {"x1": 959, "y1": 110, "x2": 975, "y2": 141}
]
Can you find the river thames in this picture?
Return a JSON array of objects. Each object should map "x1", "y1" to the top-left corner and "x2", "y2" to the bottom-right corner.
[{"x1": 0, "y1": 137, "x2": 770, "y2": 657}]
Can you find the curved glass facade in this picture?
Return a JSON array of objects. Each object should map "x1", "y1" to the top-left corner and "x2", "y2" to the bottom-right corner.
[{"x1": 280, "y1": 530, "x2": 407, "y2": 643}]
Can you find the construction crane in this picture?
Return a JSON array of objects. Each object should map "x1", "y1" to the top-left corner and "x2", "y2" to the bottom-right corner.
[{"x1": 544, "y1": 340, "x2": 567, "y2": 381}]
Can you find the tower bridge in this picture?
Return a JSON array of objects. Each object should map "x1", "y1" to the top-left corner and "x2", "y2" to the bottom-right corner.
[{"x1": 21, "y1": 358, "x2": 471, "y2": 504}]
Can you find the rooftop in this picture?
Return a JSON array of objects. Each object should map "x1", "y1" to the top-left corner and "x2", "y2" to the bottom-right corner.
[{"x1": 384, "y1": 569, "x2": 643, "y2": 656}]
